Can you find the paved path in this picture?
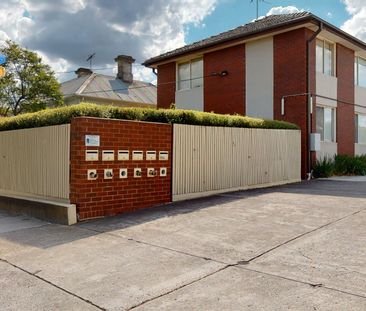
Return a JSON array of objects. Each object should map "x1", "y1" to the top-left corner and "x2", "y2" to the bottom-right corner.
[{"x1": 1, "y1": 179, "x2": 365, "y2": 310}]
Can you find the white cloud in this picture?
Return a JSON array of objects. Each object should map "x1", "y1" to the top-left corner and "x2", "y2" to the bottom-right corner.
[
  {"x1": 1, "y1": 0, "x2": 217, "y2": 83},
  {"x1": 342, "y1": 0, "x2": 365, "y2": 15},
  {"x1": 0, "y1": 1, "x2": 32, "y2": 43},
  {"x1": 341, "y1": 0, "x2": 366, "y2": 41},
  {"x1": 327, "y1": 12, "x2": 333, "y2": 18},
  {"x1": 252, "y1": 5, "x2": 303, "y2": 22},
  {"x1": 266, "y1": 6, "x2": 302, "y2": 16}
]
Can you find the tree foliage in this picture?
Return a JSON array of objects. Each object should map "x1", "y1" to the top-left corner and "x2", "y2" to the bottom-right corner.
[{"x1": 0, "y1": 40, "x2": 63, "y2": 116}]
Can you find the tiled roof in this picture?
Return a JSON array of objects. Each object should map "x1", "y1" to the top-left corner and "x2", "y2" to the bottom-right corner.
[
  {"x1": 144, "y1": 12, "x2": 312, "y2": 66},
  {"x1": 61, "y1": 73, "x2": 156, "y2": 105}
]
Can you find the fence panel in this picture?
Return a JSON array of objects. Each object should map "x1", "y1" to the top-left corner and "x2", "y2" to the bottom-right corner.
[
  {"x1": 173, "y1": 124, "x2": 301, "y2": 200},
  {"x1": 0, "y1": 125, "x2": 70, "y2": 200}
]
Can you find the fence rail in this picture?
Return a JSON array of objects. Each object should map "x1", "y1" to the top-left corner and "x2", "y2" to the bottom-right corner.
[{"x1": 173, "y1": 124, "x2": 301, "y2": 200}]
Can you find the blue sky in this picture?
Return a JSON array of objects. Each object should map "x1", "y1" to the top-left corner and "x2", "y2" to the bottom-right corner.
[{"x1": 186, "y1": 0, "x2": 350, "y2": 44}]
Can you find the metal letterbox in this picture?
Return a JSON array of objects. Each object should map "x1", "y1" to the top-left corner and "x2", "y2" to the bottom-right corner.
[
  {"x1": 118, "y1": 150, "x2": 129, "y2": 161},
  {"x1": 102, "y1": 150, "x2": 115, "y2": 161},
  {"x1": 132, "y1": 151, "x2": 143, "y2": 161},
  {"x1": 85, "y1": 150, "x2": 99, "y2": 161},
  {"x1": 159, "y1": 151, "x2": 169, "y2": 161},
  {"x1": 146, "y1": 151, "x2": 156, "y2": 161}
]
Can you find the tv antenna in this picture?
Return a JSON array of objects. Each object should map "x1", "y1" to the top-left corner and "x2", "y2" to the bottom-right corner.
[
  {"x1": 250, "y1": 0, "x2": 269, "y2": 20},
  {"x1": 86, "y1": 53, "x2": 96, "y2": 69}
]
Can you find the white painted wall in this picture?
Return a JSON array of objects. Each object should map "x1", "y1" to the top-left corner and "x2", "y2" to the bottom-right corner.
[
  {"x1": 316, "y1": 72, "x2": 338, "y2": 108},
  {"x1": 175, "y1": 87, "x2": 204, "y2": 111},
  {"x1": 246, "y1": 37, "x2": 274, "y2": 120},
  {"x1": 315, "y1": 73, "x2": 338, "y2": 160},
  {"x1": 316, "y1": 141, "x2": 337, "y2": 159},
  {"x1": 355, "y1": 86, "x2": 366, "y2": 114},
  {"x1": 355, "y1": 143, "x2": 366, "y2": 155}
]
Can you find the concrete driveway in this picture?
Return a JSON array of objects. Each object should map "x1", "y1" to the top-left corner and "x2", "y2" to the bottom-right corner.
[{"x1": 1, "y1": 178, "x2": 366, "y2": 310}]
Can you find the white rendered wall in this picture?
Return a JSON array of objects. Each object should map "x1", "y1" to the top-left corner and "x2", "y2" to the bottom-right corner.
[
  {"x1": 246, "y1": 37, "x2": 274, "y2": 120},
  {"x1": 175, "y1": 87, "x2": 204, "y2": 111},
  {"x1": 316, "y1": 72, "x2": 338, "y2": 108},
  {"x1": 317, "y1": 141, "x2": 338, "y2": 159},
  {"x1": 355, "y1": 86, "x2": 366, "y2": 114}
]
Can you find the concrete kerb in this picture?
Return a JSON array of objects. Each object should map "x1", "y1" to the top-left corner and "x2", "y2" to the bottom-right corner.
[{"x1": 0, "y1": 193, "x2": 76, "y2": 225}]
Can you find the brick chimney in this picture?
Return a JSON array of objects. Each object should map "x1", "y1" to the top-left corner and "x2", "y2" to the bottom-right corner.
[
  {"x1": 115, "y1": 55, "x2": 135, "y2": 83},
  {"x1": 75, "y1": 68, "x2": 92, "y2": 78}
]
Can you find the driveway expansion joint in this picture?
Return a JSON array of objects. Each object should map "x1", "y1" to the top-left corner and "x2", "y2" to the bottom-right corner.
[
  {"x1": 82, "y1": 226, "x2": 232, "y2": 266},
  {"x1": 247, "y1": 208, "x2": 366, "y2": 263},
  {"x1": 127, "y1": 264, "x2": 232, "y2": 310},
  {"x1": 237, "y1": 265, "x2": 366, "y2": 300},
  {"x1": 0, "y1": 257, "x2": 106, "y2": 310}
]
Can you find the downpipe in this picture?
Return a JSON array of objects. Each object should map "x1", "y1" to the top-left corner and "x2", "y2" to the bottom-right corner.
[{"x1": 306, "y1": 22, "x2": 323, "y2": 180}]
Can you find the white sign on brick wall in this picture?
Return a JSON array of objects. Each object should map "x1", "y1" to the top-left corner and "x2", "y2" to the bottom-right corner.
[{"x1": 85, "y1": 135, "x2": 100, "y2": 147}]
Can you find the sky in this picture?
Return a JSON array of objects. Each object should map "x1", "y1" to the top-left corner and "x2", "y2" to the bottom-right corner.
[{"x1": 1, "y1": 0, "x2": 365, "y2": 83}]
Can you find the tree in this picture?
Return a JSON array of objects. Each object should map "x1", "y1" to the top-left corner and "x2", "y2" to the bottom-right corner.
[{"x1": 0, "y1": 41, "x2": 63, "y2": 116}]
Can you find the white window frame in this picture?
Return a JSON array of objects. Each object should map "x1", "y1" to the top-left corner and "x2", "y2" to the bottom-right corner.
[
  {"x1": 355, "y1": 56, "x2": 366, "y2": 88},
  {"x1": 316, "y1": 105, "x2": 337, "y2": 143},
  {"x1": 355, "y1": 113, "x2": 366, "y2": 145},
  {"x1": 176, "y1": 58, "x2": 203, "y2": 91},
  {"x1": 316, "y1": 39, "x2": 335, "y2": 76}
]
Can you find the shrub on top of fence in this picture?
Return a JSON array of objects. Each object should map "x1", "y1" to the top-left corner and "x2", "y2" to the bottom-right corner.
[{"x1": 0, "y1": 103, "x2": 299, "y2": 132}]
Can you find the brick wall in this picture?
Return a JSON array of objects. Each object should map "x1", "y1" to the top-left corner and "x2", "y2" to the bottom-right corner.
[
  {"x1": 157, "y1": 62, "x2": 176, "y2": 109},
  {"x1": 204, "y1": 44, "x2": 246, "y2": 115},
  {"x1": 273, "y1": 28, "x2": 314, "y2": 178},
  {"x1": 336, "y1": 44, "x2": 355, "y2": 156},
  {"x1": 70, "y1": 117, "x2": 172, "y2": 220}
]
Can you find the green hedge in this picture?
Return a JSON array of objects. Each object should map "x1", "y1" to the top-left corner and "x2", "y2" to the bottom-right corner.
[{"x1": 0, "y1": 103, "x2": 299, "y2": 131}]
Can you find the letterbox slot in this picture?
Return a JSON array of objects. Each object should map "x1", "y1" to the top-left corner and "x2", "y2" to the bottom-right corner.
[
  {"x1": 146, "y1": 151, "x2": 157, "y2": 161},
  {"x1": 85, "y1": 150, "x2": 99, "y2": 161},
  {"x1": 102, "y1": 150, "x2": 115, "y2": 161},
  {"x1": 132, "y1": 151, "x2": 143, "y2": 161},
  {"x1": 159, "y1": 151, "x2": 169, "y2": 161},
  {"x1": 118, "y1": 150, "x2": 129, "y2": 161}
]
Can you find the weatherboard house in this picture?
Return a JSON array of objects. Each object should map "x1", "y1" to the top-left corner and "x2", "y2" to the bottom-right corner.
[
  {"x1": 61, "y1": 55, "x2": 156, "y2": 108},
  {"x1": 143, "y1": 12, "x2": 366, "y2": 178}
]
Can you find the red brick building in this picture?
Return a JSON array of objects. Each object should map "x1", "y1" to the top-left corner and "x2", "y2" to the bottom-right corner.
[{"x1": 143, "y1": 12, "x2": 366, "y2": 178}]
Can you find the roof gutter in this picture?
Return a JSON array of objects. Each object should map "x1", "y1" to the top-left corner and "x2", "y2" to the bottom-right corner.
[{"x1": 306, "y1": 21, "x2": 323, "y2": 180}]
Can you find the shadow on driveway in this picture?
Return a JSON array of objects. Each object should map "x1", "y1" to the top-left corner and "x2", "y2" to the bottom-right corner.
[{"x1": 1, "y1": 178, "x2": 365, "y2": 250}]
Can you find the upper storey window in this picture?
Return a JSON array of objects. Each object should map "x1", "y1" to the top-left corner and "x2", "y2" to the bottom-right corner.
[
  {"x1": 177, "y1": 58, "x2": 203, "y2": 90},
  {"x1": 355, "y1": 57, "x2": 366, "y2": 88},
  {"x1": 316, "y1": 39, "x2": 335, "y2": 76}
]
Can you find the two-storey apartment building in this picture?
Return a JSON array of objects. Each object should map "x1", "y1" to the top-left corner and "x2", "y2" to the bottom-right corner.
[{"x1": 143, "y1": 12, "x2": 366, "y2": 178}]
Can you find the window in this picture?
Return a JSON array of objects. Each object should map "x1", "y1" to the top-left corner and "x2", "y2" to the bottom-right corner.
[
  {"x1": 355, "y1": 57, "x2": 366, "y2": 88},
  {"x1": 355, "y1": 114, "x2": 366, "y2": 144},
  {"x1": 177, "y1": 59, "x2": 203, "y2": 90},
  {"x1": 316, "y1": 39, "x2": 334, "y2": 76},
  {"x1": 316, "y1": 106, "x2": 335, "y2": 142}
]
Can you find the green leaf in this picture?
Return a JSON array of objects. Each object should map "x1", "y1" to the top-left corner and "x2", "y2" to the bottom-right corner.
[{"x1": 0, "y1": 40, "x2": 63, "y2": 116}]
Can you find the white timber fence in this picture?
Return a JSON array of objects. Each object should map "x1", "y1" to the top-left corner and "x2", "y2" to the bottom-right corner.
[
  {"x1": 0, "y1": 125, "x2": 70, "y2": 201},
  {"x1": 172, "y1": 124, "x2": 301, "y2": 201}
]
